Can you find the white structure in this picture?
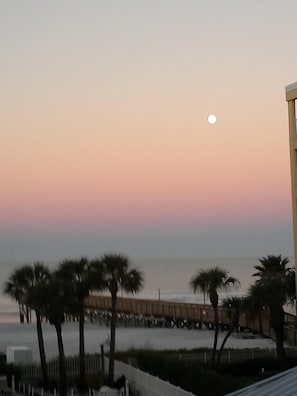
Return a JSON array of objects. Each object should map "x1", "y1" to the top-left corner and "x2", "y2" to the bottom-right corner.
[
  {"x1": 286, "y1": 81, "x2": 297, "y2": 296},
  {"x1": 6, "y1": 346, "x2": 33, "y2": 364}
]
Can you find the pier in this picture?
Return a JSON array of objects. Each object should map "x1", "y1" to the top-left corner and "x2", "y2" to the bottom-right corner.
[{"x1": 85, "y1": 295, "x2": 297, "y2": 345}]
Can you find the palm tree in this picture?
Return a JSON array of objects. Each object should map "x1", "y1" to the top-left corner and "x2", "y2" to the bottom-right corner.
[
  {"x1": 4, "y1": 263, "x2": 50, "y2": 387},
  {"x1": 190, "y1": 266, "x2": 239, "y2": 368},
  {"x1": 217, "y1": 296, "x2": 243, "y2": 364},
  {"x1": 244, "y1": 283, "x2": 267, "y2": 335},
  {"x1": 253, "y1": 255, "x2": 290, "y2": 278},
  {"x1": 57, "y1": 257, "x2": 93, "y2": 392},
  {"x1": 98, "y1": 253, "x2": 144, "y2": 386},
  {"x1": 37, "y1": 271, "x2": 73, "y2": 396},
  {"x1": 4, "y1": 266, "x2": 32, "y2": 323},
  {"x1": 249, "y1": 255, "x2": 295, "y2": 370}
]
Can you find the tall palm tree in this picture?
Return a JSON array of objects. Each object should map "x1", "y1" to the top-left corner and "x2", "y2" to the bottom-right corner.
[
  {"x1": 57, "y1": 257, "x2": 93, "y2": 392},
  {"x1": 190, "y1": 266, "x2": 239, "y2": 368},
  {"x1": 249, "y1": 255, "x2": 295, "y2": 370},
  {"x1": 37, "y1": 271, "x2": 73, "y2": 396},
  {"x1": 4, "y1": 263, "x2": 50, "y2": 387},
  {"x1": 99, "y1": 253, "x2": 144, "y2": 386},
  {"x1": 217, "y1": 296, "x2": 243, "y2": 364}
]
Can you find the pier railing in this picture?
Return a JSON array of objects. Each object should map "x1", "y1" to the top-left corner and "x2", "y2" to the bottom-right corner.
[{"x1": 85, "y1": 295, "x2": 297, "y2": 345}]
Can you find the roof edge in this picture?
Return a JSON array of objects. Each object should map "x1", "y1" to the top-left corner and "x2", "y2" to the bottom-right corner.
[{"x1": 286, "y1": 81, "x2": 297, "y2": 92}]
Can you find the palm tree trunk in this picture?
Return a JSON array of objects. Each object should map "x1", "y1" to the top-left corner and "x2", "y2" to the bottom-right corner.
[
  {"x1": 274, "y1": 326, "x2": 288, "y2": 370},
  {"x1": 270, "y1": 305, "x2": 287, "y2": 370},
  {"x1": 108, "y1": 292, "x2": 117, "y2": 386},
  {"x1": 36, "y1": 312, "x2": 48, "y2": 388},
  {"x1": 217, "y1": 326, "x2": 233, "y2": 365},
  {"x1": 258, "y1": 311, "x2": 263, "y2": 334},
  {"x1": 25, "y1": 305, "x2": 30, "y2": 323},
  {"x1": 54, "y1": 322, "x2": 67, "y2": 396},
  {"x1": 18, "y1": 304, "x2": 24, "y2": 323},
  {"x1": 79, "y1": 308, "x2": 86, "y2": 391},
  {"x1": 211, "y1": 306, "x2": 219, "y2": 368}
]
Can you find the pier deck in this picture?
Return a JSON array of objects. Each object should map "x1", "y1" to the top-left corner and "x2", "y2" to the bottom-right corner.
[{"x1": 85, "y1": 295, "x2": 297, "y2": 345}]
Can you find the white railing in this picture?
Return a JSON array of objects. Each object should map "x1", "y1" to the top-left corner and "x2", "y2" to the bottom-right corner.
[
  {"x1": 20, "y1": 355, "x2": 102, "y2": 378},
  {"x1": 20, "y1": 355, "x2": 196, "y2": 395},
  {"x1": 20, "y1": 349, "x2": 280, "y2": 379}
]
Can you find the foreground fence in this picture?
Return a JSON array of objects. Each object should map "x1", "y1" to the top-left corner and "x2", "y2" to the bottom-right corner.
[
  {"x1": 170, "y1": 348, "x2": 280, "y2": 364},
  {"x1": 19, "y1": 348, "x2": 290, "y2": 379},
  {"x1": 18, "y1": 348, "x2": 294, "y2": 396},
  {"x1": 19, "y1": 355, "x2": 195, "y2": 395},
  {"x1": 19, "y1": 355, "x2": 196, "y2": 396},
  {"x1": 20, "y1": 355, "x2": 102, "y2": 379}
]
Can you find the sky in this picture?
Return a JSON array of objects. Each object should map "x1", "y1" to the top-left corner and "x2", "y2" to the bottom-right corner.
[{"x1": 1, "y1": 0, "x2": 297, "y2": 262}]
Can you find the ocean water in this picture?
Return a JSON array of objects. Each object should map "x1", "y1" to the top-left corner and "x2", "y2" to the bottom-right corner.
[
  {"x1": 134, "y1": 257, "x2": 259, "y2": 302},
  {"x1": 0, "y1": 257, "x2": 277, "y2": 322}
]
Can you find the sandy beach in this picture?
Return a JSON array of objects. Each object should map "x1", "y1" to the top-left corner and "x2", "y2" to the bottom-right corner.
[{"x1": 0, "y1": 322, "x2": 277, "y2": 362}]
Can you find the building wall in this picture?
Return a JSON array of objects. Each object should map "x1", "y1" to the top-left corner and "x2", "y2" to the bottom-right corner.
[{"x1": 286, "y1": 82, "x2": 297, "y2": 299}]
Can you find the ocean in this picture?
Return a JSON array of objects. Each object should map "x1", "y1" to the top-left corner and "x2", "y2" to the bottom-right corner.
[{"x1": 0, "y1": 257, "x2": 279, "y2": 323}]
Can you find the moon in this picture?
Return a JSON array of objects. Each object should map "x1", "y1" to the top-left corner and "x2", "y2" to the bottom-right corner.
[{"x1": 207, "y1": 114, "x2": 217, "y2": 125}]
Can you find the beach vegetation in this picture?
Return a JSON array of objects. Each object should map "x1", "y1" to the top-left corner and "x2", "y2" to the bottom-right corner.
[
  {"x1": 189, "y1": 266, "x2": 240, "y2": 367},
  {"x1": 56, "y1": 257, "x2": 94, "y2": 392},
  {"x1": 216, "y1": 296, "x2": 243, "y2": 365},
  {"x1": 4, "y1": 266, "x2": 33, "y2": 323},
  {"x1": 35, "y1": 271, "x2": 74, "y2": 396},
  {"x1": 243, "y1": 283, "x2": 265, "y2": 334},
  {"x1": 95, "y1": 253, "x2": 144, "y2": 386},
  {"x1": 4, "y1": 262, "x2": 51, "y2": 388},
  {"x1": 116, "y1": 348, "x2": 297, "y2": 395},
  {"x1": 0, "y1": 362, "x2": 21, "y2": 390},
  {"x1": 247, "y1": 255, "x2": 295, "y2": 370}
]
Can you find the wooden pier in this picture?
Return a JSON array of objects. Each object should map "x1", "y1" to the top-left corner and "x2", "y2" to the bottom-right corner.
[{"x1": 85, "y1": 294, "x2": 297, "y2": 345}]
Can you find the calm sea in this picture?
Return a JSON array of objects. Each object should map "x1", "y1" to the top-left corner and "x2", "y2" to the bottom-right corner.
[{"x1": 0, "y1": 257, "x2": 281, "y2": 323}]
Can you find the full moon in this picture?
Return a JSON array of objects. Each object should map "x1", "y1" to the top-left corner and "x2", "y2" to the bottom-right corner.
[{"x1": 207, "y1": 114, "x2": 217, "y2": 124}]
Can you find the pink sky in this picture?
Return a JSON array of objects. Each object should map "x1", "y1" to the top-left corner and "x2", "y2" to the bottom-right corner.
[{"x1": 0, "y1": 1, "x2": 296, "y2": 260}]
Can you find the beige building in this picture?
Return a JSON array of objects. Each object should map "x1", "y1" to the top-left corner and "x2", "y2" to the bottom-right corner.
[{"x1": 286, "y1": 82, "x2": 297, "y2": 290}]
